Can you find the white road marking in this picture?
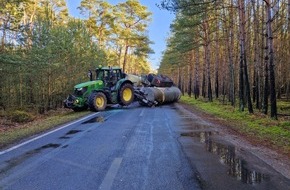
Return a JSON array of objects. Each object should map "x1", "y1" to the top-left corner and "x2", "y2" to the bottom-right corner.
[
  {"x1": 0, "y1": 113, "x2": 99, "y2": 156},
  {"x1": 99, "y1": 158, "x2": 123, "y2": 190}
]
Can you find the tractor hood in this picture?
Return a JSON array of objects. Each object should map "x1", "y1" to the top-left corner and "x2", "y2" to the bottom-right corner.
[{"x1": 74, "y1": 80, "x2": 103, "y2": 89}]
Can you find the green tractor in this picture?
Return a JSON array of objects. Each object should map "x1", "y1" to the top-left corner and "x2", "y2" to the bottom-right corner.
[{"x1": 64, "y1": 66, "x2": 135, "y2": 112}]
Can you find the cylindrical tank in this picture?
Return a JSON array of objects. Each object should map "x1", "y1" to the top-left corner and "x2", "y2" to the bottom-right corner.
[
  {"x1": 140, "y1": 86, "x2": 181, "y2": 104},
  {"x1": 125, "y1": 74, "x2": 142, "y2": 86}
]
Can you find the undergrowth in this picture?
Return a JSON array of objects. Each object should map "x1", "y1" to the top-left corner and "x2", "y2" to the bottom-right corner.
[{"x1": 0, "y1": 110, "x2": 90, "y2": 149}]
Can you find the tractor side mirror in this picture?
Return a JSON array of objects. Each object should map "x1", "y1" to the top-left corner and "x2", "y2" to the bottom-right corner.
[{"x1": 88, "y1": 70, "x2": 93, "y2": 81}]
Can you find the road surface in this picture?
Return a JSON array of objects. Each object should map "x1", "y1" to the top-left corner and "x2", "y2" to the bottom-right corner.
[{"x1": 0, "y1": 103, "x2": 289, "y2": 190}]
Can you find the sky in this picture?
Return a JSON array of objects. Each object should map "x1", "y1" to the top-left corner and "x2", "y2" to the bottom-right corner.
[{"x1": 65, "y1": 0, "x2": 175, "y2": 70}]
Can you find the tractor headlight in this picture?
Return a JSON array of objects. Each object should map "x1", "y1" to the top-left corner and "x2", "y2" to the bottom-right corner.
[{"x1": 75, "y1": 99, "x2": 80, "y2": 104}]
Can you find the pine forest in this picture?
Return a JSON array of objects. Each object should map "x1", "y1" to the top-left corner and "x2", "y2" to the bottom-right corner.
[
  {"x1": 159, "y1": 0, "x2": 290, "y2": 119},
  {"x1": 1, "y1": 0, "x2": 290, "y2": 120},
  {"x1": 0, "y1": 0, "x2": 152, "y2": 114}
]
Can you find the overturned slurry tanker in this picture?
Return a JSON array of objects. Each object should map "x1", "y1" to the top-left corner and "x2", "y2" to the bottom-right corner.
[
  {"x1": 63, "y1": 66, "x2": 181, "y2": 112},
  {"x1": 133, "y1": 74, "x2": 182, "y2": 107},
  {"x1": 135, "y1": 86, "x2": 182, "y2": 107}
]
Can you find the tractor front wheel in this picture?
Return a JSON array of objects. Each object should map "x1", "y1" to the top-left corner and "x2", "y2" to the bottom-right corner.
[
  {"x1": 119, "y1": 83, "x2": 134, "y2": 106},
  {"x1": 89, "y1": 92, "x2": 107, "y2": 111},
  {"x1": 72, "y1": 105, "x2": 88, "y2": 112}
]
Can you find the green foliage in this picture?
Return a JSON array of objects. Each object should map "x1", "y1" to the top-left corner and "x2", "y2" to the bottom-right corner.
[
  {"x1": 0, "y1": 0, "x2": 153, "y2": 114},
  {"x1": 9, "y1": 110, "x2": 34, "y2": 123},
  {"x1": 0, "y1": 110, "x2": 90, "y2": 149}
]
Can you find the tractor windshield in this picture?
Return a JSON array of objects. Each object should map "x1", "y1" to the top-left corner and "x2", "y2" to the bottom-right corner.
[
  {"x1": 96, "y1": 69, "x2": 105, "y2": 80},
  {"x1": 96, "y1": 68, "x2": 123, "y2": 84},
  {"x1": 96, "y1": 69, "x2": 111, "y2": 81},
  {"x1": 74, "y1": 87, "x2": 87, "y2": 96}
]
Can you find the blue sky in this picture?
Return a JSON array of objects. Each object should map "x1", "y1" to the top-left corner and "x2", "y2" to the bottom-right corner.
[{"x1": 65, "y1": 0, "x2": 175, "y2": 70}]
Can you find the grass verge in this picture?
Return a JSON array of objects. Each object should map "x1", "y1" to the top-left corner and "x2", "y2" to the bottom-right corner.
[
  {"x1": 180, "y1": 96, "x2": 290, "y2": 157},
  {"x1": 0, "y1": 110, "x2": 90, "y2": 149}
]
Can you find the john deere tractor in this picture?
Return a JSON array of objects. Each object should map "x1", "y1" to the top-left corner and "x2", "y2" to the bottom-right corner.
[{"x1": 64, "y1": 66, "x2": 134, "y2": 112}]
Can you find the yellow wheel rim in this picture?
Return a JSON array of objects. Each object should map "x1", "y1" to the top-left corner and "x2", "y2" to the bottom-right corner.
[
  {"x1": 95, "y1": 97, "x2": 104, "y2": 107},
  {"x1": 123, "y1": 88, "x2": 132, "y2": 102}
]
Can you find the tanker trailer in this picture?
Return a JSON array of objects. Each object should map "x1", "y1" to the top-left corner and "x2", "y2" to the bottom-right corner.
[{"x1": 135, "y1": 86, "x2": 181, "y2": 107}]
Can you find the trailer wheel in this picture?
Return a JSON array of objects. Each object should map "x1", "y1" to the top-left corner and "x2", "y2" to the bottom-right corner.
[
  {"x1": 119, "y1": 83, "x2": 134, "y2": 106},
  {"x1": 88, "y1": 92, "x2": 107, "y2": 111}
]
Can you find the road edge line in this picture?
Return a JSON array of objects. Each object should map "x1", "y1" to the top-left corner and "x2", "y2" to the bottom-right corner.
[{"x1": 0, "y1": 113, "x2": 98, "y2": 156}]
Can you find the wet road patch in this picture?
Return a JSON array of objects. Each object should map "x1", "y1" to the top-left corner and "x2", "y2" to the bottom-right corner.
[
  {"x1": 38, "y1": 143, "x2": 61, "y2": 149},
  {"x1": 205, "y1": 139, "x2": 270, "y2": 184},
  {"x1": 181, "y1": 131, "x2": 219, "y2": 143},
  {"x1": 62, "y1": 145, "x2": 69, "y2": 149},
  {"x1": 0, "y1": 143, "x2": 61, "y2": 175},
  {"x1": 180, "y1": 130, "x2": 271, "y2": 185},
  {"x1": 59, "y1": 130, "x2": 82, "y2": 139},
  {"x1": 179, "y1": 124, "x2": 211, "y2": 130},
  {"x1": 59, "y1": 136, "x2": 71, "y2": 139},
  {"x1": 173, "y1": 104, "x2": 290, "y2": 189},
  {"x1": 65, "y1": 130, "x2": 82, "y2": 135},
  {"x1": 82, "y1": 116, "x2": 106, "y2": 124}
]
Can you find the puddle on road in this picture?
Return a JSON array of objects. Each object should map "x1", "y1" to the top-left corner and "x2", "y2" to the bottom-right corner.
[
  {"x1": 65, "y1": 130, "x2": 82, "y2": 135},
  {"x1": 38, "y1": 143, "x2": 61, "y2": 149},
  {"x1": 179, "y1": 124, "x2": 211, "y2": 131},
  {"x1": 181, "y1": 130, "x2": 270, "y2": 185},
  {"x1": 25, "y1": 143, "x2": 61, "y2": 156},
  {"x1": 82, "y1": 116, "x2": 106, "y2": 124},
  {"x1": 206, "y1": 139, "x2": 270, "y2": 184},
  {"x1": 59, "y1": 130, "x2": 82, "y2": 139},
  {"x1": 59, "y1": 136, "x2": 71, "y2": 139},
  {"x1": 181, "y1": 131, "x2": 218, "y2": 143},
  {"x1": 177, "y1": 104, "x2": 271, "y2": 185},
  {"x1": 62, "y1": 145, "x2": 69, "y2": 149}
]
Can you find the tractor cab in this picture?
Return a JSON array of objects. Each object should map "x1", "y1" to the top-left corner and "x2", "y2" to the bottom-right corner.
[{"x1": 95, "y1": 66, "x2": 125, "y2": 88}]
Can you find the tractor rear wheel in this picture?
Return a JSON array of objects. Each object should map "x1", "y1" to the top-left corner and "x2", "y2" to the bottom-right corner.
[
  {"x1": 119, "y1": 83, "x2": 134, "y2": 106},
  {"x1": 88, "y1": 92, "x2": 107, "y2": 111}
]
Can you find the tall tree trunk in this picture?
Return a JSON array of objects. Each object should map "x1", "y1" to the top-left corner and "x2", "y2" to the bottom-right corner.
[
  {"x1": 265, "y1": 0, "x2": 277, "y2": 119},
  {"x1": 252, "y1": 0, "x2": 261, "y2": 109},
  {"x1": 263, "y1": 21, "x2": 269, "y2": 115},
  {"x1": 178, "y1": 65, "x2": 182, "y2": 91},
  {"x1": 203, "y1": 19, "x2": 212, "y2": 102},
  {"x1": 244, "y1": 53, "x2": 253, "y2": 113},
  {"x1": 206, "y1": 43, "x2": 213, "y2": 102},
  {"x1": 215, "y1": 8, "x2": 220, "y2": 99},
  {"x1": 286, "y1": 81, "x2": 290, "y2": 100},
  {"x1": 122, "y1": 45, "x2": 129, "y2": 72},
  {"x1": 202, "y1": 53, "x2": 206, "y2": 98},
  {"x1": 238, "y1": 0, "x2": 253, "y2": 113},
  {"x1": 287, "y1": 0, "x2": 290, "y2": 100},
  {"x1": 223, "y1": 1, "x2": 235, "y2": 106},
  {"x1": 194, "y1": 49, "x2": 200, "y2": 99},
  {"x1": 238, "y1": 0, "x2": 245, "y2": 111},
  {"x1": 215, "y1": 35, "x2": 219, "y2": 99},
  {"x1": 181, "y1": 67, "x2": 185, "y2": 95},
  {"x1": 188, "y1": 52, "x2": 193, "y2": 97}
]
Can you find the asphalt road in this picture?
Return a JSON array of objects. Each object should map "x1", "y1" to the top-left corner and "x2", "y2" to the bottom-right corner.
[{"x1": 0, "y1": 103, "x2": 289, "y2": 190}]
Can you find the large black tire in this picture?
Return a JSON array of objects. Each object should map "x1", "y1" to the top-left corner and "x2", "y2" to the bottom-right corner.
[
  {"x1": 119, "y1": 83, "x2": 134, "y2": 106},
  {"x1": 88, "y1": 92, "x2": 107, "y2": 111}
]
